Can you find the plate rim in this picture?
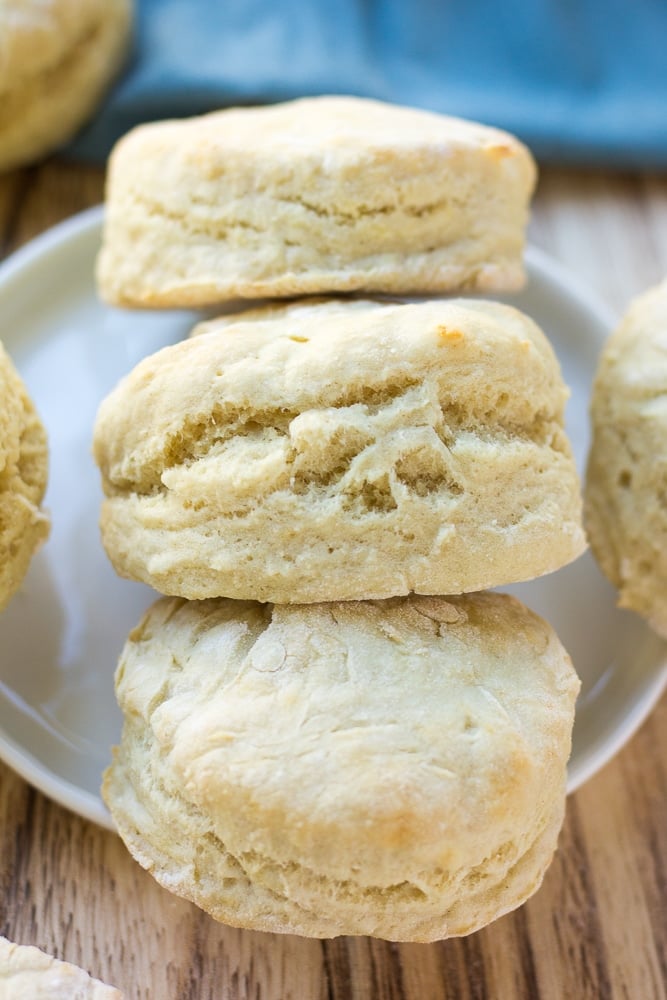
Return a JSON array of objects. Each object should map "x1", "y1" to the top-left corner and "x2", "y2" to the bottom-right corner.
[
  {"x1": 0, "y1": 725, "x2": 112, "y2": 828},
  {"x1": 0, "y1": 204, "x2": 665, "y2": 828}
]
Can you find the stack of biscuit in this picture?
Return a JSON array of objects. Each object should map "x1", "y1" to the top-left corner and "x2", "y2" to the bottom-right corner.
[{"x1": 94, "y1": 97, "x2": 584, "y2": 942}]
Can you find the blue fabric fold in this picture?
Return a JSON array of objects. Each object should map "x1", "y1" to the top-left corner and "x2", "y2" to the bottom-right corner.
[{"x1": 69, "y1": 0, "x2": 667, "y2": 167}]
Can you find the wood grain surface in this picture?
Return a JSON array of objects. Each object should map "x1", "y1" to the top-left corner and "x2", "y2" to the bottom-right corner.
[{"x1": 0, "y1": 161, "x2": 666, "y2": 1000}]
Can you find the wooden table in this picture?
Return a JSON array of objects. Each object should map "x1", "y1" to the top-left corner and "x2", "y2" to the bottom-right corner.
[{"x1": 1, "y1": 162, "x2": 666, "y2": 1000}]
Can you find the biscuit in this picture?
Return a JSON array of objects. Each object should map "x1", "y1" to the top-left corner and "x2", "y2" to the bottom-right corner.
[
  {"x1": 0, "y1": 342, "x2": 49, "y2": 611},
  {"x1": 93, "y1": 298, "x2": 585, "y2": 603},
  {"x1": 585, "y1": 279, "x2": 667, "y2": 636},
  {"x1": 103, "y1": 591, "x2": 580, "y2": 941},
  {"x1": 0, "y1": 936, "x2": 123, "y2": 999},
  {"x1": 96, "y1": 96, "x2": 537, "y2": 308},
  {"x1": 0, "y1": 0, "x2": 132, "y2": 173}
]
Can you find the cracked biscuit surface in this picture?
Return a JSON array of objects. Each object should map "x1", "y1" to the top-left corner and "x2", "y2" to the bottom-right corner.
[
  {"x1": 0, "y1": 342, "x2": 49, "y2": 611},
  {"x1": 103, "y1": 591, "x2": 580, "y2": 941},
  {"x1": 94, "y1": 298, "x2": 584, "y2": 603},
  {"x1": 97, "y1": 95, "x2": 536, "y2": 307},
  {"x1": 0, "y1": 0, "x2": 131, "y2": 172},
  {"x1": 586, "y1": 279, "x2": 667, "y2": 636},
  {"x1": 0, "y1": 936, "x2": 123, "y2": 999}
]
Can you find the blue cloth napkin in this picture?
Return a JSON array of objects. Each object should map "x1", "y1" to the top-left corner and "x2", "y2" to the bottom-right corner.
[{"x1": 70, "y1": 0, "x2": 667, "y2": 167}]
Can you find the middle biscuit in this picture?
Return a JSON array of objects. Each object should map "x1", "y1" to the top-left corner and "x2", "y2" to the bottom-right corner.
[{"x1": 94, "y1": 298, "x2": 585, "y2": 602}]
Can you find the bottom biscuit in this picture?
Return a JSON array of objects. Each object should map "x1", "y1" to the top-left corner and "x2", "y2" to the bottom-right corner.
[{"x1": 104, "y1": 592, "x2": 579, "y2": 941}]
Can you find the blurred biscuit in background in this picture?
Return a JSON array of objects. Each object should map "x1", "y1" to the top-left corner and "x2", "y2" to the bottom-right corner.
[
  {"x1": 586, "y1": 278, "x2": 667, "y2": 637},
  {"x1": 0, "y1": 0, "x2": 132, "y2": 173}
]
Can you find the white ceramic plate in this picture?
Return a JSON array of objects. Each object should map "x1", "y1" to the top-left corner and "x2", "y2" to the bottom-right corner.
[{"x1": 0, "y1": 207, "x2": 665, "y2": 831}]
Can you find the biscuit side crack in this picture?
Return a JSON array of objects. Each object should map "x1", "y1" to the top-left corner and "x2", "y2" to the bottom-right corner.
[{"x1": 101, "y1": 382, "x2": 565, "y2": 503}]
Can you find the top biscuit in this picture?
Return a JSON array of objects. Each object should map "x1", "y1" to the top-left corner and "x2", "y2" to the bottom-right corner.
[
  {"x1": 0, "y1": 0, "x2": 132, "y2": 173},
  {"x1": 97, "y1": 96, "x2": 537, "y2": 308},
  {"x1": 585, "y1": 279, "x2": 667, "y2": 636}
]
